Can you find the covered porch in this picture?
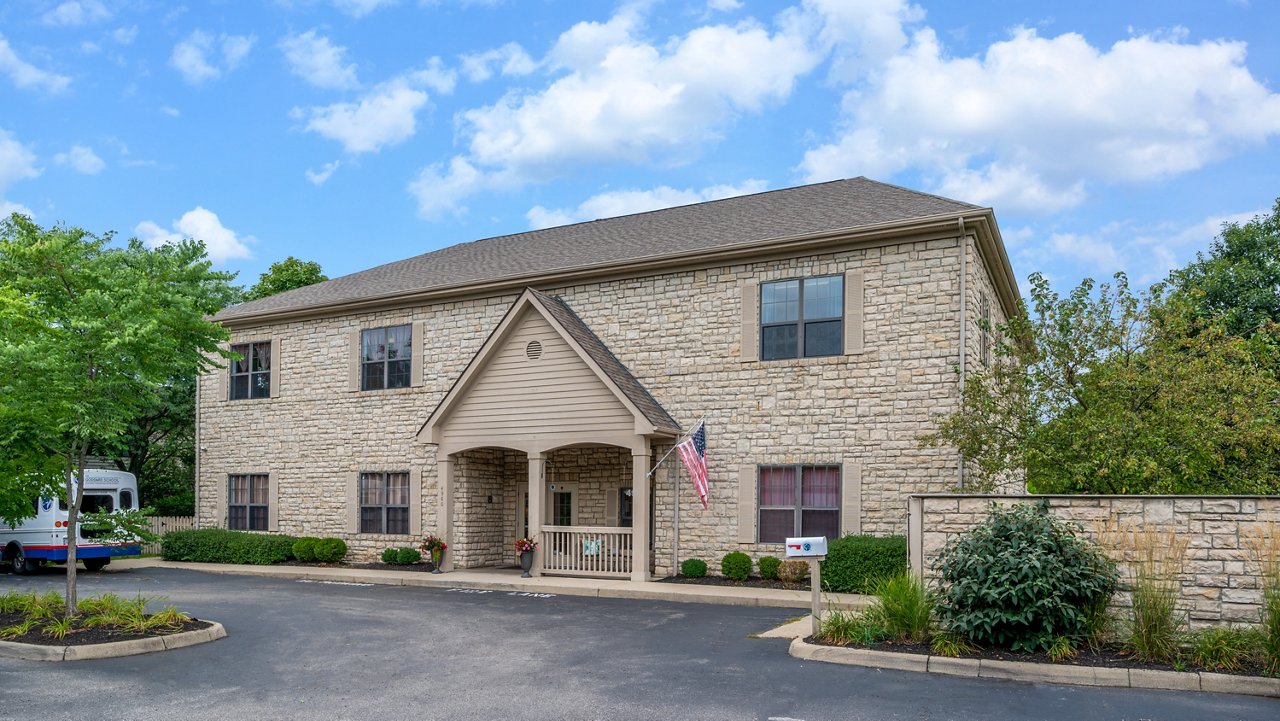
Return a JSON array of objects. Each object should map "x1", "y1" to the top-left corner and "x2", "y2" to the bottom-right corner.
[{"x1": 419, "y1": 289, "x2": 680, "y2": 581}]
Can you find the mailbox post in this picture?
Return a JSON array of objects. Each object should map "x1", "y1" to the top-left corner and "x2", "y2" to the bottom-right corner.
[{"x1": 786, "y1": 536, "x2": 828, "y2": 637}]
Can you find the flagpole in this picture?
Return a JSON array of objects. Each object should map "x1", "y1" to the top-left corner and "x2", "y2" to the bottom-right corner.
[
  {"x1": 670, "y1": 452, "x2": 679, "y2": 576},
  {"x1": 648, "y1": 418, "x2": 703, "y2": 477}
]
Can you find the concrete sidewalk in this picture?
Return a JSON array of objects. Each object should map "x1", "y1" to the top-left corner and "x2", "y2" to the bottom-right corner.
[{"x1": 112, "y1": 557, "x2": 870, "y2": 611}]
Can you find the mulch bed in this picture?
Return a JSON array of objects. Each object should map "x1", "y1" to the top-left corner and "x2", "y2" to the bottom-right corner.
[
  {"x1": 0, "y1": 611, "x2": 212, "y2": 647},
  {"x1": 806, "y1": 636, "x2": 1272, "y2": 678},
  {"x1": 277, "y1": 560, "x2": 441, "y2": 573},
  {"x1": 658, "y1": 574, "x2": 810, "y2": 591}
]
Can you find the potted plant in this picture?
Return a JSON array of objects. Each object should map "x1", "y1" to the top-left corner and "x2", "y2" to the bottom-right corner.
[
  {"x1": 421, "y1": 534, "x2": 448, "y2": 573},
  {"x1": 515, "y1": 537, "x2": 538, "y2": 578}
]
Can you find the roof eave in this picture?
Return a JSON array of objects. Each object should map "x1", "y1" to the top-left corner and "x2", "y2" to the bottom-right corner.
[{"x1": 216, "y1": 209, "x2": 1011, "y2": 329}]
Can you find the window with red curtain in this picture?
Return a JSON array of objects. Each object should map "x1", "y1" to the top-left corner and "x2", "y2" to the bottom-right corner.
[{"x1": 756, "y1": 465, "x2": 840, "y2": 543}]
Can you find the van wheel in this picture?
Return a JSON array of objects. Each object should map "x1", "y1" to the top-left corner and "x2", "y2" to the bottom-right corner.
[
  {"x1": 83, "y1": 558, "x2": 109, "y2": 572},
  {"x1": 9, "y1": 548, "x2": 38, "y2": 575}
]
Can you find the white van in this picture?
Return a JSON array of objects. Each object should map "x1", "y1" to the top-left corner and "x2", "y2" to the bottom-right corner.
[{"x1": 1, "y1": 469, "x2": 143, "y2": 574}]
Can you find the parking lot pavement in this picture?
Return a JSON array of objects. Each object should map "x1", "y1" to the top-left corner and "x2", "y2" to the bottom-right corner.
[{"x1": 1, "y1": 566, "x2": 1276, "y2": 721}]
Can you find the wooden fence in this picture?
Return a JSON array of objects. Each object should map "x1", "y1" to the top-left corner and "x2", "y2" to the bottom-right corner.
[{"x1": 141, "y1": 515, "x2": 195, "y2": 555}]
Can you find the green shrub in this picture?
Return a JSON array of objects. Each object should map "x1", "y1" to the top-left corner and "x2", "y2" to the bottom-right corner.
[
  {"x1": 313, "y1": 538, "x2": 348, "y2": 563},
  {"x1": 818, "y1": 606, "x2": 886, "y2": 646},
  {"x1": 758, "y1": 556, "x2": 781, "y2": 581},
  {"x1": 934, "y1": 502, "x2": 1118, "y2": 653},
  {"x1": 1185, "y1": 627, "x2": 1259, "y2": 672},
  {"x1": 721, "y1": 552, "x2": 751, "y2": 582},
  {"x1": 778, "y1": 560, "x2": 809, "y2": 584},
  {"x1": 162, "y1": 529, "x2": 298, "y2": 565},
  {"x1": 868, "y1": 572, "x2": 933, "y2": 644},
  {"x1": 293, "y1": 537, "x2": 319, "y2": 563},
  {"x1": 395, "y1": 548, "x2": 422, "y2": 565},
  {"x1": 680, "y1": 558, "x2": 707, "y2": 578},
  {"x1": 821, "y1": 535, "x2": 907, "y2": 594},
  {"x1": 381, "y1": 548, "x2": 398, "y2": 564}
]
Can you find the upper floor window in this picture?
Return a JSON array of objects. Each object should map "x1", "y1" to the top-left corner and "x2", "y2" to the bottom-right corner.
[
  {"x1": 230, "y1": 341, "x2": 271, "y2": 400},
  {"x1": 362, "y1": 325, "x2": 412, "y2": 391},
  {"x1": 757, "y1": 465, "x2": 840, "y2": 543},
  {"x1": 760, "y1": 275, "x2": 843, "y2": 360}
]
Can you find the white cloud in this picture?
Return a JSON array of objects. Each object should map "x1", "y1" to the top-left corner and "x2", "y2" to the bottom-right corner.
[
  {"x1": 0, "y1": 128, "x2": 39, "y2": 218},
  {"x1": 0, "y1": 199, "x2": 33, "y2": 218},
  {"x1": 707, "y1": 0, "x2": 744, "y2": 11},
  {"x1": 460, "y1": 42, "x2": 537, "y2": 83},
  {"x1": 280, "y1": 30, "x2": 358, "y2": 90},
  {"x1": 405, "y1": 57, "x2": 456, "y2": 95},
  {"x1": 302, "y1": 78, "x2": 429, "y2": 154},
  {"x1": 170, "y1": 31, "x2": 256, "y2": 85},
  {"x1": 332, "y1": 0, "x2": 397, "y2": 17},
  {"x1": 160, "y1": 105, "x2": 181, "y2": 117},
  {"x1": 305, "y1": 160, "x2": 341, "y2": 186},
  {"x1": 804, "y1": 0, "x2": 925, "y2": 82},
  {"x1": 526, "y1": 179, "x2": 769, "y2": 229},
  {"x1": 41, "y1": 1, "x2": 110, "y2": 27},
  {"x1": 411, "y1": 6, "x2": 821, "y2": 217},
  {"x1": 112, "y1": 26, "x2": 138, "y2": 45},
  {"x1": 53, "y1": 145, "x2": 105, "y2": 175},
  {"x1": 802, "y1": 26, "x2": 1280, "y2": 212},
  {"x1": 135, "y1": 207, "x2": 254, "y2": 264},
  {"x1": 0, "y1": 34, "x2": 71, "y2": 94}
]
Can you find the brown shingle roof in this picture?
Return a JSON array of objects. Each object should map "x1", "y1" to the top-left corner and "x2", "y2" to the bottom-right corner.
[
  {"x1": 528, "y1": 289, "x2": 680, "y2": 434},
  {"x1": 217, "y1": 177, "x2": 978, "y2": 322}
]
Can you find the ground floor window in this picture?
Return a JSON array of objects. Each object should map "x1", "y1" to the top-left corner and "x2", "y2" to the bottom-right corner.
[
  {"x1": 757, "y1": 465, "x2": 840, "y2": 543},
  {"x1": 618, "y1": 488, "x2": 633, "y2": 527},
  {"x1": 360, "y1": 471, "x2": 410, "y2": 534},
  {"x1": 229, "y1": 474, "x2": 269, "y2": 531}
]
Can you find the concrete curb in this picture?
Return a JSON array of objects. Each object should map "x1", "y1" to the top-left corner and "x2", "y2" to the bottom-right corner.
[
  {"x1": 120, "y1": 558, "x2": 872, "y2": 611},
  {"x1": 787, "y1": 638, "x2": 1280, "y2": 699},
  {"x1": 0, "y1": 622, "x2": 226, "y2": 662}
]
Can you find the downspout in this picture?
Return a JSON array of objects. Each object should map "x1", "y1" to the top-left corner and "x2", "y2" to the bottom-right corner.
[{"x1": 956, "y1": 218, "x2": 967, "y2": 491}]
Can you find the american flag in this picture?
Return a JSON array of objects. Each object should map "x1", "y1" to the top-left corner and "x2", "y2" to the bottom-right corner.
[{"x1": 676, "y1": 421, "x2": 709, "y2": 509}]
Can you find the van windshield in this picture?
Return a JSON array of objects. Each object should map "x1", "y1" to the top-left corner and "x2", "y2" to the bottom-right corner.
[{"x1": 81, "y1": 495, "x2": 115, "y2": 513}]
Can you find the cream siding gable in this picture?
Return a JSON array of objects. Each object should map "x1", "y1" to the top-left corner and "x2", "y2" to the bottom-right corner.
[{"x1": 432, "y1": 309, "x2": 637, "y2": 446}]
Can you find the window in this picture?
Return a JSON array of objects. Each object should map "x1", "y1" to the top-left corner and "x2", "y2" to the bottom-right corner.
[
  {"x1": 618, "y1": 488, "x2": 633, "y2": 528},
  {"x1": 757, "y1": 465, "x2": 840, "y2": 543},
  {"x1": 120, "y1": 490, "x2": 133, "y2": 511},
  {"x1": 230, "y1": 341, "x2": 271, "y2": 400},
  {"x1": 361, "y1": 325, "x2": 412, "y2": 391},
  {"x1": 760, "y1": 275, "x2": 843, "y2": 360},
  {"x1": 228, "y1": 474, "x2": 269, "y2": 531},
  {"x1": 552, "y1": 491, "x2": 572, "y2": 526},
  {"x1": 359, "y1": 472, "x2": 409, "y2": 534}
]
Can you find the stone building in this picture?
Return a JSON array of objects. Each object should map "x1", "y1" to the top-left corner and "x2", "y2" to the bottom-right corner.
[{"x1": 196, "y1": 177, "x2": 1020, "y2": 580}]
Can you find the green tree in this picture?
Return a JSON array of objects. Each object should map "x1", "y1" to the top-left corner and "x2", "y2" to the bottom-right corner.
[
  {"x1": 0, "y1": 214, "x2": 232, "y2": 614},
  {"x1": 926, "y1": 272, "x2": 1280, "y2": 495},
  {"x1": 244, "y1": 256, "x2": 327, "y2": 301},
  {"x1": 1171, "y1": 198, "x2": 1280, "y2": 338}
]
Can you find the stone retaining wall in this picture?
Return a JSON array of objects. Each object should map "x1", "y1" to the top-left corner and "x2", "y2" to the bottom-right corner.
[{"x1": 908, "y1": 494, "x2": 1280, "y2": 626}]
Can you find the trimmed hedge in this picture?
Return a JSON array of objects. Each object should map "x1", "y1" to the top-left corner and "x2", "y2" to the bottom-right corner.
[
  {"x1": 758, "y1": 555, "x2": 781, "y2": 581},
  {"x1": 721, "y1": 551, "x2": 752, "y2": 582},
  {"x1": 680, "y1": 558, "x2": 708, "y2": 578},
  {"x1": 314, "y1": 538, "x2": 348, "y2": 563},
  {"x1": 162, "y1": 529, "x2": 297, "y2": 565},
  {"x1": 293, "y1": 537, "x2": 319, "y2": 562},
  {"x1": 820, "y1": 535, "x2": 907, "y2": 593}
]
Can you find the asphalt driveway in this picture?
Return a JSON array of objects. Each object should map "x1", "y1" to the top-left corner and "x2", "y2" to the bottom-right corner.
[{"x1": 0, "y1": 567, "x2": 1274, "y2": 721}]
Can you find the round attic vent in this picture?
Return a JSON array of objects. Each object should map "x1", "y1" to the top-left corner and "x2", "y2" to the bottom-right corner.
[{"x1": 525, "y1": 340, "x2": 543, "y2": 360}]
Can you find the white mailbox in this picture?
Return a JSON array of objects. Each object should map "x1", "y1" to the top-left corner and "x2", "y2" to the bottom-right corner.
[{"x1": 785, "y1": 536, "x2": 828, "y2": 558}]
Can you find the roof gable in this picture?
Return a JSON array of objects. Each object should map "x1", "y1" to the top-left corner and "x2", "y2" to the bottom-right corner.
[{"x1": 418, "y1": 289, "x2": 679, "y2": 446}]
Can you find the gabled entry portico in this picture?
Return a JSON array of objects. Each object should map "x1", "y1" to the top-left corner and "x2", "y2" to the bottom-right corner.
[{"x1": 418, "y1": 289, "x2": 680, "y2": 581}]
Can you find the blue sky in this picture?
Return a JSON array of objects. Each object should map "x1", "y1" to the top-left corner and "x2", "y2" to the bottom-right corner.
[{"x1": 2, "y1": 0, "x2": 1278, "y2": 295}]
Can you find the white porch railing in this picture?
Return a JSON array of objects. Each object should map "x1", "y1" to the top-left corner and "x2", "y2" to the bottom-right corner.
[{"x1": 540, "y1": 525, "x2": 633, "y2": 578}]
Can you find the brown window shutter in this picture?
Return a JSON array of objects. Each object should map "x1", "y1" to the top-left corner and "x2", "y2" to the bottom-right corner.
[
  {"x1": 218, "y1": 342, "x2": 230, "y2": 401},
  {"x1": 840, "y1": 461, "x2": 862, "y2": 537},
  {"x1": 737, "y1": 464, "x2": 757, "y2": 543},
  {"x1": 269, "y1": 338, "x2": 282, "y2": 398},
  {"x1": 348, "y1": 330, "x2": 361, "y2": 391},
  {"x1": 844, "y1": 270, "x2": 864, "y2": 355},
  {"x1": 348, "y1": 472, "x2": 361, "y2": 533},
  {"x1": 409, "y1": 468, "x2": 423, "y2": 536},
  {"x1": 740, "y1": 281, "x2": 759, "y2": 363},
  {"x1": 411, "y1": 320, "x2": 425, "y2": 387},
  {"x1": 267, "y1": 471, "x2": 279, "y2": 532}
]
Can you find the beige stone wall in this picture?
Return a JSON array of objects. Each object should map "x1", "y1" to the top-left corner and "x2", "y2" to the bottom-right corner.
[
  {"x1": 909, "y1": 494, "x2": 1280, "y2": 626},
  {"x1": 198, "y1": 231, "x2": 1007, "y2": 570}
]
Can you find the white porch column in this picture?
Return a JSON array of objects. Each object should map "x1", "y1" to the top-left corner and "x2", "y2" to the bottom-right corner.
[
  {"x1": 437, "y1": 455, "x2": 455, "y2": 572},
  {"x1": 631, "y1": 448, "x2": 651, "y2": 582},
  {"x1": 528, "y1": 453, "x2": 545, "y2": 577}
]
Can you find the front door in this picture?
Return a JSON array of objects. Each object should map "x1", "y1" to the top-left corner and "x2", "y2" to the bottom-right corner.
[{"x1": 515, "y1": 481, "x2": 579, "y2": 538}]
